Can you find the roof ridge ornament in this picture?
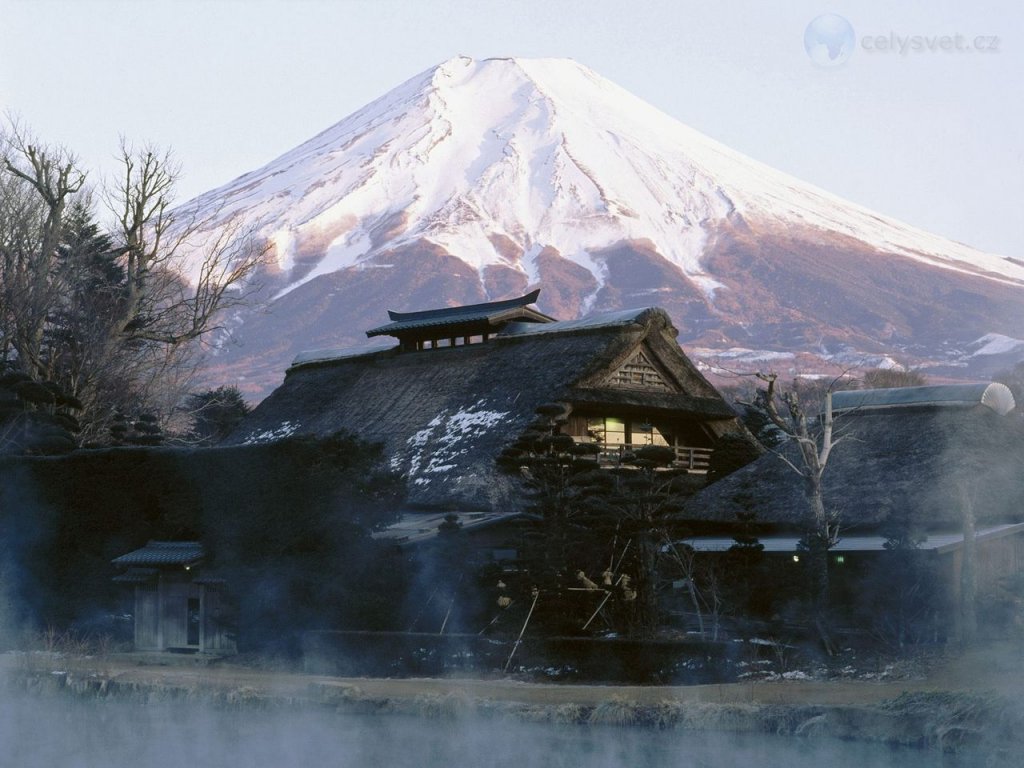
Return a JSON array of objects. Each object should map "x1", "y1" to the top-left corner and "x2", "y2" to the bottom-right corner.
[
  {"x1": 366, "y1": 289, "x2": 555, "y2": 350},
  {"x1": 384, "y1": 289, "x2": 542, "y2": 322}
]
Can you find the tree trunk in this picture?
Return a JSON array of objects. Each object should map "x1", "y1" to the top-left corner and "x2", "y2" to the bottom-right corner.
[
  {"x1": 806, "y1": 473, "x2": 830, "y2": 621},
  {"x1": 633, "y1": 532, "x2": 658, "y2": 640}
]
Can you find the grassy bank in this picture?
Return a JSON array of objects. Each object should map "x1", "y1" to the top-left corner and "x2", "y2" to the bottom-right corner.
[{"x1": 4, "y1": 646, "x2": 1024, "y2": 759}]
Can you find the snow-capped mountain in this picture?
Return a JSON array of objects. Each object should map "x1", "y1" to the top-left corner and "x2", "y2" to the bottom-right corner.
[{"x1": 176, "y1": 56, "x2": 1024, "y2": 399}]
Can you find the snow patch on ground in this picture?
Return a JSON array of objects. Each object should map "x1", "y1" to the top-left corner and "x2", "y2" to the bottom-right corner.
[
  {"x1": 969, "y1": 333, "x2": 1024, "y2": 357},
  {"x1": 692, "y1": 347, "x2": 796, "y2": 364},
  {"x1": 822, "y1": 350, "x2": 907, "y2": 370}
]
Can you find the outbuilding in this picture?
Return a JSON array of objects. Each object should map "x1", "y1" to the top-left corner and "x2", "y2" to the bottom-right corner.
[{"x1": 112, "y1": 541, "x2": 235, "y2": 654}]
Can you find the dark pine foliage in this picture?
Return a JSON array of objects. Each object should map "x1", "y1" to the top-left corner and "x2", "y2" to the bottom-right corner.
[
  {"x1": 499, "y1": 405, "x2": 706, "y2": 640},
  {"x1": 185, "y1": 386, "x2": 251, "y2": 446},
  {"x1": 0, "y1": 362, "x2": 81, "y2": 456},
  {"x1": 0, "y1": 431, "x2": 407, "y2": 652}
]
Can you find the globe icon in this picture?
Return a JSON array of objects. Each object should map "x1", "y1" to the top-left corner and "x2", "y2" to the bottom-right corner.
[{"x1": 804, "y1": 14, "x2": 855, "y2": 67}]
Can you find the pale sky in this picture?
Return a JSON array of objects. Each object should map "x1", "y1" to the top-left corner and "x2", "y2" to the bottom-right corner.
[{"x1": 2, "y1": 0, "x2": 1021, "y2": 256}]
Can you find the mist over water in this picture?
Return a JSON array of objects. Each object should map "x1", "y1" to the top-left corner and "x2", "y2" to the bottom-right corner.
[{"x1": 0, "y1": 686, "x2": 981, "y2": 768}]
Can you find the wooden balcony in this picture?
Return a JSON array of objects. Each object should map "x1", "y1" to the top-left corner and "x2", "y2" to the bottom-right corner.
[{"x1": 591, "y1": 442, "x2": 713, "y2": 472}]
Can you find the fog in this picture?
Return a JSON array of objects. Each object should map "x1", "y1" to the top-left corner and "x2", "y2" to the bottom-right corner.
[{"x1": 0, "y1": 683, "x2": 986, "y2": 768}]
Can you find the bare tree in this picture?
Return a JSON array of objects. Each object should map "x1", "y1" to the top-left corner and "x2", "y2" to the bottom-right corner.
[
  {"x1": 741, "y1": 373, "x2": 847, "y2": 633},
  {"x1": 62, "y1": 140, "x2": 268, "y2": 439},
  {"x1": 0, "y1": 123, "x2": 267, "y2": 444},
  {"x1": 0, "y1": 121, "x2": 86, "y2": 380},
  {"x1": 106, "y1": 141, "x2": 264, "y2": 346}
]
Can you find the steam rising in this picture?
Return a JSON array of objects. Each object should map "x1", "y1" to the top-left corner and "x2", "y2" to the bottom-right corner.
[{"x1": 0, "y1": 685, "x2": 982, "y2": 768}]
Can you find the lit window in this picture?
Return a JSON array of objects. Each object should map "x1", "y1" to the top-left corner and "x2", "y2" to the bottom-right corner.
[{"x1": 605, "y1": 418, "x2": 626, "y2": 445}]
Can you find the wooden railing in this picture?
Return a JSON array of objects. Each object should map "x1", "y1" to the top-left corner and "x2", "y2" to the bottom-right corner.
[{"x1": 593, "y1": 443, "x2": 713, "y2": 472}]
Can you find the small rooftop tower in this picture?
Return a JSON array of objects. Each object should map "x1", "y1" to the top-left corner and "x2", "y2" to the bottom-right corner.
[{"x1": 365, "y1": 289, "x2": 555, "y2": 351}]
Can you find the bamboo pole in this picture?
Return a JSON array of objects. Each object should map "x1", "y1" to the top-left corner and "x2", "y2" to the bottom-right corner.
[
  {"x1": 612, "y1": 539, "x2": 632, "y2": 573},
  {"x1": 407, "y1": 587, "x2": 438, "y2": 632},
  {"x1": 581, "y1": 590, "x2": 612, "y2": 630},
  {"x1": 504, "y1": 588, "x2": 539, "y2": 673},
  {"x1": 439, "y1": 593, "x2": 456, "y2": 635},
  {"x1": 477, "y1": 601, "x2": 514, "y2": 635},
  {"x1": 438, "y1": 574, "x2": 464, "y2": 634}
]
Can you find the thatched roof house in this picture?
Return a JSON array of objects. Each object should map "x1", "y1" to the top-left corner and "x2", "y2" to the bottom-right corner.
[
  {"x1": 227, "y1": 293, "x2": 749, "y2": 515},
  {"x1": 682, "y1": 383, "x2": 1024, "y2": 532}
]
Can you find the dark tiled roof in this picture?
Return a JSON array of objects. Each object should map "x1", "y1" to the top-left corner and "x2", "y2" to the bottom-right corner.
[
  {"x1": 499, "y1": 308, "x2": 655, "y2": 336},
  {"x1": 112, "y1": 541, "x2": 203, "y2": 567},
  {"x1": 373, "y1": 509, "x2": 529, "y2": 545},
  {"x1": 365, "y1": 290, "x2": 554, "y2": 337},
  {"x1": 682, "y1": 524, "x2": 1024, "y2": 554},
  {"x1": 112, "y1": 567, "x2": 159, "y2": 583},
  {"x1": 832, "y1": 383, "x2": 1015, "y2": 415}
]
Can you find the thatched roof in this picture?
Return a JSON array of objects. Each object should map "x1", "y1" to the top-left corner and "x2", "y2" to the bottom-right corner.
[
  {"x1": 227, "y1": 307, "x2": 743, "y2": 511},
  {"x1": 683, "y1": 401, "x2": 1024, "y2": 531}
]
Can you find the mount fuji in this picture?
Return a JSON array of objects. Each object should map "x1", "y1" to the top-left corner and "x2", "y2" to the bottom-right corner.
[{"x1": 175, "y1": 56, "x2": 1024, "y2": 399}]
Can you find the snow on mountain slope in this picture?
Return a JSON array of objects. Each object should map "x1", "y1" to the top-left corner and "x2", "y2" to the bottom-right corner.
[
  {"x1": 170, "y1": 57, "x2": 1024, "y2": 400},
  {"x1": 179, "y1": 56, "x2": 1024, "y2": 296}
]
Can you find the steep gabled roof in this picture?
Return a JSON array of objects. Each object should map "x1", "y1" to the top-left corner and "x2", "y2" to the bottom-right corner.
[{"x1": 227, "y1": 307, "x2": 744, "y2": 511}]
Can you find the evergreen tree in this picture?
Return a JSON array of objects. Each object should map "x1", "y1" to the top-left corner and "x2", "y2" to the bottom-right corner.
[
  {"x1": 0, "y1": 362, "x2": 81, "y2": 455},
  {"x1": 500, "y1": 406, "x2": 705, "y2": 640},
  {"x1": 857, "y1": 497, "x2": 939, "y2": 649},
  {"x1": 705, "y1": 432, "x2": 763, "y2": 484},
  {"x1": 727, "y1": 499, "x2": 766, "y2": 605},
  {"x1": 185, "y1": 386, "x2": 251, "y2": 445}
]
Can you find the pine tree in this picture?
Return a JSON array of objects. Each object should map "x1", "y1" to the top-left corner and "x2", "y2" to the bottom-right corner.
[{"x1": 185, "y1": 386, "x2": 251, "y2": 445}]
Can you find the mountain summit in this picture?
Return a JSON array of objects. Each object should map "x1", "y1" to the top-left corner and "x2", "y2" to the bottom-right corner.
[{"x1": 179, "y1": 56, "x2": 1024, "y2": 398}]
